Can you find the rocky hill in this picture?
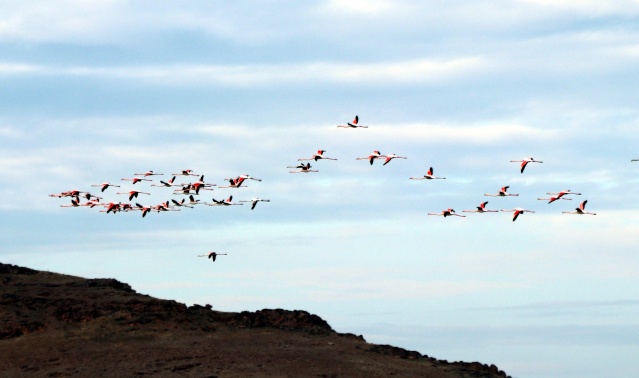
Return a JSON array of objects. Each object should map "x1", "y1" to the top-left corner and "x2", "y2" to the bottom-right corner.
[{"x1": 0, "y1": 263, "x2": 510, "y2": 377}]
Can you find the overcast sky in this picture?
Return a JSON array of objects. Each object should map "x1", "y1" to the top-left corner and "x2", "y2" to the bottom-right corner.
[{"x1": 2, "y1": 1, "x2": 639, "y2": 377}]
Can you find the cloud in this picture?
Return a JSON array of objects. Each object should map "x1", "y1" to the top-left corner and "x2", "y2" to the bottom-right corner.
[{"x1": 0, "y1": 56, "x2": 489, "y2": 87}]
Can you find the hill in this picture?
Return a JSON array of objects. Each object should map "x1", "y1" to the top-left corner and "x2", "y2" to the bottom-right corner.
[{"x1": 0, "y1": 263, "x2": 510, "y2": 377}]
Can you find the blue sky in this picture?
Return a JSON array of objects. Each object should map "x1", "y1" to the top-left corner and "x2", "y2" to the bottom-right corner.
[{"x1": 2, "y1": 1, "x2": 639, "y2": 377}]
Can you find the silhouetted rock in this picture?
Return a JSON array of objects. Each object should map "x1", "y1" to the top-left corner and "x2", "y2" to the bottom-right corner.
[{"x1": 0, "y1": 262, "x2": 511, "y2": 377}]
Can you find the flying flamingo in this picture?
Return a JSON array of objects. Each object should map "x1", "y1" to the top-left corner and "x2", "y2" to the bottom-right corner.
[
  {"x1": 49, "y1": 189, "x2": 86, "y2": 199},
  {"x1": 462, "y1": 201, "x2": 498, "y2": 213},
  {"x1": 409, "y1": 167, "x2": 446, "y2": 180},
  {"x1": 337, "y1": 115, "x2": 368, "y2": 128},
  {"x1": 298, "y1": 150, "x2": 337, "y2": 161},
  {"x1": 60, "y1": 199, "x2": 80, "y2": 208},
  {"x1": 134, "y1": 170, "x2": 163, "y2": 177},
  {"x1": 537, "y1": 195, "x2": 572, "y2": 204},
  {"x1": 547, "y1": 189, "x2": 581, "y2": 199},
  {"x1": 101, "y1": 202, "x2": 122, "y2": 214},
  {"x1": 117, "y1": 190, "x2": 151, "y2": 201},
  {"x1": 484, "y1": 186, "x2": 519, "y2": 197},
  {"x1": 173, "y1": 184, "x2": 193, "y2": 195},
  {"x1": 171, "y1": 198, "x2": 194, "y2": 208},
  {"x1": 288, "y1": 162, "x2": 318, "y2": 173},
  {"x1": 500, "y1": 208, "x2": 535, "y2": 222},
  {"x1": 209, "y1": 195, "x2": 243, "y2": 206},
  {"x1": 356, "y1": 150, "x2": 384, "y2": 165},
  {"x1": 151, "y1": 176, "x2": 180, "y2": 187},
  {"x1": 171, "y1": 169, "x2": 199, "y2": 176},
  {"x1": 562, "y1": 200, "x2": 596, "y2": 215},
  {"x1": 219, "y1": 175, "x2": 262, "y2": 188},
  {"x1": 153, "y1": 201, "x2": 179, "y2": 212},
  {"x1": 197, "y1": 251, "x2": 227, "y2": 262},
  {"x1": 134, "y1": 203, "x2": 152, "y2": 217},
  {"x1": 239, "y1": 198, "x2": 271, "y2": 210},
  {"x1": 91, "y1": 183, "x2": 121, "y2": 192},
  {"x1": 510, "y1": 157, "x2": 543, "y2": 173},
  {"x1": 188, "y1": 194, "x2": 205, "y2": 206},
  {"x1": 121, "y1": 177, "x2": 152, "y2": 184},
  {"x1": 80, "y1": 199, "x2": 102, "y2": 208},
  {"x1": 428, "y1": 208, "x2": 465, "y2": 217},
  {"x1": 382, "y1": 154, "x2": 407, "y2": 166},
  {"x1": 189, "y1": 175, "x2": 216, "y2": 194}
]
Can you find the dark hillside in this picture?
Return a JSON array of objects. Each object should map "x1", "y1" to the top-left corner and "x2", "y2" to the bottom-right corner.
[{"x1": 0, "y1": 263, "x2": 510, "y2": 377}]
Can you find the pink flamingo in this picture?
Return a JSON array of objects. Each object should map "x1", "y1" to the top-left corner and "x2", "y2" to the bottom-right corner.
[
  {"x1": 134, "y1": 203, "x2": 152, "y2": 217},
  {"x1": 189, "y1": 175, "x2": 216, "y2": 195},
  {"x1": 134, "y1": 170, "x2": 163, "y2": 177},
  {"x1": 537, "y1": 195, "x2": 572, "y2": 204},
  {"x1": 209, "y1": 195, "x2": 243, "y2": 206},
  {"x1": 462, "y1": 201, "x2": 498, "y2": 213},
  {"x1": 91, "y1": 182, "x2": 121, "y2": 192},
  {"x1": 198, "y1": 251, "x2": 228, "y2": 262},
  {"x1": 547, "y1": 189, "x2": 581, "y2": 199},
  {"x1": 563, "y1": 200, "x2": 596, "y2": 215},
  {"x1": 337, "y1": 115, "x2": 368, "y2": 128},
  {"x1": 356, "y1": 150, "x2": 384, "y2": 165},
  {"x1": 117, "y1": 190, "x2": 151, "y2": 201},
  {"x1": 121, "y1": 177, "x2": 152, "y2": 184},
  {"x1": 219, "y1": 174, "x2": 262, "y2": 188},
  {"x1": 410, "y1": 167, "x2": 445, "y2": 180},
  {"x1": 151, "y1": 176, "x2": 180, "y2": 187},
  {"x1": 298, "y1": 150, "x2": 337, "y2": 161},
  {"x1": 80, "y1": 199, "x2": 102, "y2": 208},
  {"x1": 510, "y1": 157, "x2": 543, "y2": 173},
  {"x1": 428, "y1": 208, "x2": 465, "y2": 217},
  {"x1": 382, "y1": 154, "x2": 407, "y2": 166},
  {"x1": 60, "y1": 199, "x2": 81, "y2": 208},
  {"x1": 485, "y1": 186, "x2": 519, "y2": 197},
  {"x1": 171, "y1": 198, "x2": 194, "y2": 208},
  {"x1": 239, "y1": 198, "x2": 270, "y2": 210},
  {"x1": 500, "y1": 208, "x2": 535, "y2": 222},
  {"x1": 288, "y1": 162, "x2": 318, "y2": 173},
  {"x1": 171, "y1": 169, "x2": 199, "y2": 176}
]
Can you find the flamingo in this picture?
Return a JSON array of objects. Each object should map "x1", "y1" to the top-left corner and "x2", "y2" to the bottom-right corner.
[
  {"x1": 171, "y1": 198, "x2": 194, "y2": 208},
  {"x1": 563, "y1": 200, "x2": 596, "y2": 215},
  {"x1": 100, "y1": 201, "x2": 122, "y2": 214},
  {"x1": 134, "y1": 203, "x2": 152, "y2": 217},
  {"x1": 382, "y1": 154, "x2": 407, "y2": 166},
  {"x1": 153, "y1": 201, "x2": 179, "y2": 212},
  {"x1": 151, "y1": 176, "x2": 180, "y2": 187},
  {"x1": 356, "y1": 150, "x2": 384, "y2": 165},
  {"x1": 117, "y1": 190, "x2": 151, "y2": 201},
  {"x1": 219, "y1": 175, "x2": 262, "y2": 188},
  {"x1": 134, "y1": 170, "x2": 163, "y2": 177},
  {"x1": 547, "y1": 189, "x2": 581, "y2": 199},
  {"x1": 288, "y1": 162, "x2": 318, "y2": 173},
  {"x1": 484, "y1": 186, "x2": 519, "y2": 197},
  {"x1": 49, "y1": 189, "x2": 86, "y2": 199},
  {"x1": 188, "y1": 194, "x2": 205, "y2": 206},
  {"x1": 428, "y1": 208, "x2": 465, "y2": 217},
  {"x1": 80, "y1": 199, "x2": 102, "y2": 208},
  {"x1": 171, "y1": 169, "x2": 199, "y2": 176},
  {"x1": 190, "y1": 175, "x2": 216, "y2": 194},
  {"x1": 239, "y1": 198, "x2": 271, "y2": 210},
  {"x1": 209, "y1": 195, "x2": 243, "y2": 206},
  {"x1": 337, "y1": 115, "x2": 368, "y2": 128},
  {"x1": 121, "y1": 177, "x2": 152, "y2": 185},
  {"x1": 82, "y1": 192, "x2": 102, "y2": 200},
  {"x1": 500, "y1": 208, "x2": 535, "y2": 222},
  {"x1": 198, "y1": 251, "x2": 227, "y2": 262},
  {"x1": 91, "y1": 183, "x2": 121, "y2": 192},
  {"x1": 409, "y1": 167, "x2": 445, "y2": 180},
  {"x1": 298, "y1": 150, "x2": 337, "y2": 161},
  {"x1": 173, "y1": 184, "x2": 193, "y2": 195},
  {"x1": 537, "y1": 195, "x2": 572, "y2": 204},
  {"x1": 462, "y1": 201, "x2": 498, "y2": 213},
  {"x1": 510, "y1": 157, "x2": 543, "y2": 173},
  {"x1": 60, "y1": 199, "x2": 80, "y2": 208}
]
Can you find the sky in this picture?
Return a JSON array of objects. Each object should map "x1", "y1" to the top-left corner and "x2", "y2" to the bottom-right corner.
[{"x1": 1, "y1": 1, "x2": 639, "y2": 377}]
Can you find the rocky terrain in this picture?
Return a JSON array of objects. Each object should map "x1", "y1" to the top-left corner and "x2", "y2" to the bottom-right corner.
[{"x1": 0, "y1": 263, "x2": 510, "y2": 377}]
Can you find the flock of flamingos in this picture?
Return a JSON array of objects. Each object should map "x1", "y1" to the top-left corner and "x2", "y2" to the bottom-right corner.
[{"x1": 49, "y1": 115, "x2": 625, "y2": 261}]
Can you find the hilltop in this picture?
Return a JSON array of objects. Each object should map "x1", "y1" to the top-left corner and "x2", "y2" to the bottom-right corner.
[{"x1": 0, "y1": 263, "x2": 510, "y2": 377}]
